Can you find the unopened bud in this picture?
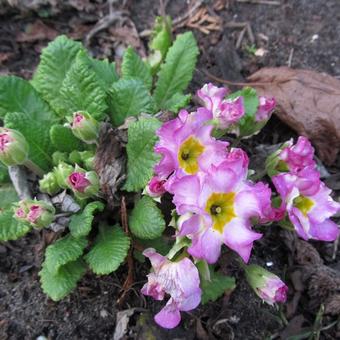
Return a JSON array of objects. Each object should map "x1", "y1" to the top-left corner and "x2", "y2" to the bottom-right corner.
[
  {"x1": 71, "y1": 111, "x2": 99, "y2": 144},
  {"x1": 67, "y1": 166, "x2": 99, "y2": 199}
]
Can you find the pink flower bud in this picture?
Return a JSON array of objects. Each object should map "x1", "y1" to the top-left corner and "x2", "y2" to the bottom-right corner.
[
  {"x1": 67, "y1": 166, "x2": 99, "y2": 199},
  {"x1": 71, "y1": 111, "x2": 99, "y2": 144},
  {"x1": 255, "y1": 96, "x2": 276, "y2": 122},
  {"x1": 27, "y1": 205, "x2": 43, "y2": 224},
  {"x1": 146, "y1": 176, "x2": 166, "y2": 198},
  {"x1": 68, "y1": 172, "x2": 91, "y2": 193}
]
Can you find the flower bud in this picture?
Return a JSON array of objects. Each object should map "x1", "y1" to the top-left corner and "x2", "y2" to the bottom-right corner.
[
  {"x1": 0, "y1": 128, "x2": 29, "y2": 166},
  {"x1": 67, "y1": 166, "x2": 99, "y2": 199},
  {"x1": 145, "y1": 176, "x2": 166, "y2": 198},
  {"x1": 244, "y1": 264, "x2": 288, "y2": 305},
  {"x1": 14, "y1": 200, "x2": 55, "y2": 228},
  {"x1": 54, "y1": 162, "x2": 74, "y2": 189},
  {"x1": 39, "y1": 172, "x2": 60, "y2": 195},
  {"x1": 71, "y1": 111, "x2": 99, "y2": 144}
]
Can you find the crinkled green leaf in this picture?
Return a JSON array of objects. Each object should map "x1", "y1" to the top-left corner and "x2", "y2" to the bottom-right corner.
[
  {"x1": 153, "y1": 32, "x2": 198, "y2": 109},
  {"x1": 122, "y1": 47, "x2": 152, "y2": 89},
  {"x1": 108, "y1": 78, "x2": 155, "y2": 126},
  {"x1": 50, "y1": 124, "x2": 84, "y2": 152},
  {"x1": 163, "y1": 92, "x2": 191, "y2": 113},
  {"x1": 228, "y1": 87, "x2": 259, "y2": 118},
  {"x1": 123, "y1": 118, "x2": 161, "y2": 192},
  {"x1": 0, "y1": 164, "x2": 10, "y2": 183},
  {"x1": 84, "y1": 225, "x2": 130, "y2": 275},
  {"x1": 31, "y1": 35, "x2": 85, "y2": 115},
  {"x1": 5, "y1": 112, "x2": 54, "y2": 171},
  {"x1": 0, "y1": 209, "x2": 31, "y2": 241},
  {"x1": 39, "y1": 258, "x2": 86, "y2": 301},
  {"x1": 59, "y1": 51, "x2": 108, "y2": 120},
  {"x1": 129, "y1": 196, "x2": 165, "y2": 239},
  {"x1": 0, "y1": 184, "x2": 19, "y2": 210},
  {"x1": 89, "y1": 57, "x2": 119, "y2": 88},
  {"x1": 201, "y1": 270, "x2": 236, "y2": 304},
  {"x1": 44, "y1": 234, "x2": 87, "y2": 275},
  {"x1": 69, "y1": 201, "x2": 105, "y2": 238},
  {"x1": 0, "y1": 76, "x2": 56, "y2": 121}
]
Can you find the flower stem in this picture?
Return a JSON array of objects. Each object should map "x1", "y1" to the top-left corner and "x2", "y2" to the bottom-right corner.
[{"x1": 23, "y1": 159, "x2": 44, "y2": 177}]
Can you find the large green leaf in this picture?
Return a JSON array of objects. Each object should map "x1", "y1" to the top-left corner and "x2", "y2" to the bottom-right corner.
[
  {"x1": 39, "y1": 258, "x2": 86, "y2": 301},
  {"x1": 121, "y1": 47, "x2": 152, "y2": 89},
  {"x1": 50, "y1": 124, "x2": 84, "y2": 152},
  {"x1": 149, "y1": 16, "x2": 172, "y2": 59},
  {"x1": 108, "y1": 78, "x2": 155, "y2": 126},
  {"x1": 0, "y1": 209, "x2": 31, "y2": 241},
  {"x1": 162, "y1": 92, "x2": 191, "y2": 113},
  {"x1": 84, "y1": 225, "x2": 130, "y2": 275},
  {"x1": 201, "y1": 269, "x2": 236, "y2": 304},
  {"x1": 59, "y1": 51, "x2": 108, "y2": 120},
  {"x1": 31, "y1": 35, "x2": 85, "y2": 115},
  {"x1": 153, "y1": 32, "x2": 198, "y2": 109},
  {"x1": 5, "y1": 112, "x2": 54, "y2": 171},
  {"x1": 0, "y1": 164, "x2": 9, "y2": 184},
  {"x1": 89, "y1": 57, "x2": 119, "y2": 88},
  {"x1": 69, "y1": 201, "x2": 105, "y2": 238},
  {"x1": 0, "y1": 184, "x2": 19, "y2": 210},
  {"x1": 0, "y1": 76, "x2": 56, "y2": 121},
  {"x1": 44, "y1": 234, "x2": 87, "y2": 275},
  {"x1": 123, "y1": 118, "x2": 161, "y2": 192},
  {"x1": 129, "y1": 196, "x2": 165, "y2": 239}
]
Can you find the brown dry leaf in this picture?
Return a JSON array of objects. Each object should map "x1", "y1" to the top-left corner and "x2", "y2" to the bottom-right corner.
[
  {"x1": 16, "y1": 20, "x2": 58, "y2": 43},
  {"x1": 248, "y1": 67, "x2": 340, "y2": 165}
]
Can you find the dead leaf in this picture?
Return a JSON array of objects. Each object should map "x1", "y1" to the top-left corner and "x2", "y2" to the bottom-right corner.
[
  {"x1": 16, "y1": 20, "x2": 58, "y2": 43},
  {"x1": 248, "y1": 67, "x2": 340, "y2": 165}
]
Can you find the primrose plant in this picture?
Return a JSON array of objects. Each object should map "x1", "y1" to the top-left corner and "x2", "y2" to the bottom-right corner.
[{"x1": 0, "y1": 15, "x2": 339, "y2": 330}]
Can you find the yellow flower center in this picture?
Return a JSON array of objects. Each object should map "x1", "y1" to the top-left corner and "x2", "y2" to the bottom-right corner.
[
  {"x1": 205, "y1": 192, "x2": 236, "y2": 234},
  {"x1": 178, "y1": 137, "x2": 205, "y2": 174},
  {"x1": 293, "y1": 195, "x2": 314, "y2": 216}
]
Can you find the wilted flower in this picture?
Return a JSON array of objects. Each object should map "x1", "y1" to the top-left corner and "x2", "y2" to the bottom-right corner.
[
  {"x1": 244, "y1": 264, "x2": 288, "y2": 305},
  {"x1": 172, "y1": 154, "x2": 265, "y2": 263},
  {"x1": 71, "y1": 111, "x2": 99, "y2": 144},
  {"x1": 141, "y1": 248, "x2": 201, "y2": 329},
  {"x1": 154, "y1": 109, "x2": 229, "y2": 191},
  {"x1": 272, "y1": 168, "x2": 340, "y2": 241},
  {"x1": 14, "y1": 200, "x2": 55, "y2": 228},
  {"x1": 67, "y1": 166, "x2": 99, "y2": 199},
  {"x1": 0, "y1": 128, "x2": 29, "y2": 166},
  {"x1": 145, "y1": 176, "x2": 167, "y2": 198}
]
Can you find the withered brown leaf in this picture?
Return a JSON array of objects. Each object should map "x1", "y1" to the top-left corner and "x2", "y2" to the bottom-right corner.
[{"x1": 248, "y1": 67, "x2": 340, "y2": 164}]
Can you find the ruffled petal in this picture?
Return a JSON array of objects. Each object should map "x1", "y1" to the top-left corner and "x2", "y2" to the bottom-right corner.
[
  {"x1": 310, "y1": 218, "x2": 339, "y2": 241},
  {"x1": 154, "y1": 299, "x2": 181, "y2": 329}
]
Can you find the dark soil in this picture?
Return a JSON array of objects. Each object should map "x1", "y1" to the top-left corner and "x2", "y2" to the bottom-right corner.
[{"x1": 1, "y1": 0, "x2": 340, "y2": 339}]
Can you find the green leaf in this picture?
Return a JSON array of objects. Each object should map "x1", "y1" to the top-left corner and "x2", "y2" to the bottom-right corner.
[
  {"x1": 129, "y1": 196, "x2": 165, "y2": 239},
  {"x1": 136, "y1": 237, "x2": 172, "y2": 257},
  {"x1": 0, "y1": 164, "x2": 10, "y2": 183},
  {"x1": 108, "y1": 78, "x2": 155, "y2": 126},
  {"x1": 31, "y1": 35, "x2": 85, "y2": 115},
  {"x1": 149, "y1": 16, "x2": 172, "y2": 58},
  {"x1": 69, "y1": 201, "x2": 105, "y2": 238},
  {"x1": 201, "y1": 269, "x2": 236, "y2": 304},
  {"x1": 0, "y1": 76, "x2": 56, "y2": 121},
  {"x1": 44, "y1": 234, "x2": 87, "y2": 275},
  {"x1": 228, "y1": 87, "x2": 259, "y2": 118},
  {"x1": 0, "y1": 209, "x2": 31, "y2": 241},
  {"x1": 153, "y1": 32, "x2": 198, "y2": 109},
  {"x1": 89, "y1": 58, "x2": 119, "y2": 88},
  {"x1": 39, "y1": 258, "x2": 86, "y2": 301},
  {"x1": 0, "y1": 184, "x2": 19, "y2": 210},
  {"x1": 84, "y1": 225, "x2": 130, "y2": 275},
  {"x1": 50, "y1": 124, "x2": 84, "y2": 152},
  {"x1": 122, "y1": 47, "x2": 153, "y2": 89},
  {"x1": 123, "y1": 117, "x2": 161, "y2": 192},
  {"x1": 59, "y1": 51, "x2": 108, "y2": 120},
  {"x1": 5, "y1": 112, "x2": 54, "y2": 171},
  {"x1": 162, "y1": 92, "x2": 191, "y2": 113}
]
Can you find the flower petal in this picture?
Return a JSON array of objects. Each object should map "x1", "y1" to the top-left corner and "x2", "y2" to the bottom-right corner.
[{"x1": 154, "y1": 299, "x2": 181, "y2": 329}]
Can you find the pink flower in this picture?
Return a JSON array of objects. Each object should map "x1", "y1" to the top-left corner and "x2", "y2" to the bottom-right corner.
[
  {"x1": 27, "y1": 205, "x2": 44, "y2": 224},
  {"x1": 0, "y1": 131, "x2": 12, "y2": 151},
  {"x1": 255, "y1": 96, "x2": 276, "y2": 122},
  {"x1": 172, "y1": 159, "x2": 264, "y2": 263},
  {"x1": 146, "y1": 176, "x2": 167, "y2": 198},
  {"x1": 244, "y1": 264, "x2": 288, "y2": 305},
  {"x1": 141, "y1": 248, "x2": 201, "y2": 329},
  {"x1": 279, "y1": 137, "x2": 315, "y2": 174},
  {"x1": 154, "y1": 109, "x2": 229, "y2": 191},
  {"x1": 72, "y1": 112, "x2": 84, "y2": 126},
  {"x1": 272, "y1": 170, "x2": 340, "y2": 241},
  {"x1": 197, "y1": 83, "x2": 228, "y2": 114},
  {"x1": 68, "y1": 172, "x2": 91, "y2": 193},
  {"x1": 15, "y1": 207, "x2": 26, "y2": 219}
]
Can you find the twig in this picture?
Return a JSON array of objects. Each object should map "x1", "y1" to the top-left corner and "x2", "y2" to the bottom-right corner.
[
  {"x1": 117, "y1": 196, "x2": 134, "y2": 307},
  {"x1": 236, "y1": 0, "x2": 281, "y2": 5},
  {"x1": 246, "y1": 23, "x2": 255, "y2": 44},
  {"x1": 287, "y1": 48, "x2": 294, "y2": 67},
  {"x1": 236, "y1": 26, "x2": 247, "y2": 49},
  {"x1": 173, "y1": 0, "x2": 204, "y2": 26}
]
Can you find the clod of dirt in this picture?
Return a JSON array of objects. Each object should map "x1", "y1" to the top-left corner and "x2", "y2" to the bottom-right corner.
[{"x1": 248, "y1": 67, "x2": 340, "y2": 165}]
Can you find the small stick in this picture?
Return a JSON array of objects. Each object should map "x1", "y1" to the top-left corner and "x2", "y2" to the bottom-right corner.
[
  {"x1": 287, "y1": 48, "x2": 294, "y2": 67},
  {"x1": 173, "y1": 0, "x2": 204, "y2": 26},
  {"x1": 246, "y1": 23, "x2": 255, "y2": 44},
  {"x1": 237, "y1": 0, "x2": 281, "y2": 5},
  {"x1": 236, "y1": 26, "x2": 247, "y2": 49}
]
